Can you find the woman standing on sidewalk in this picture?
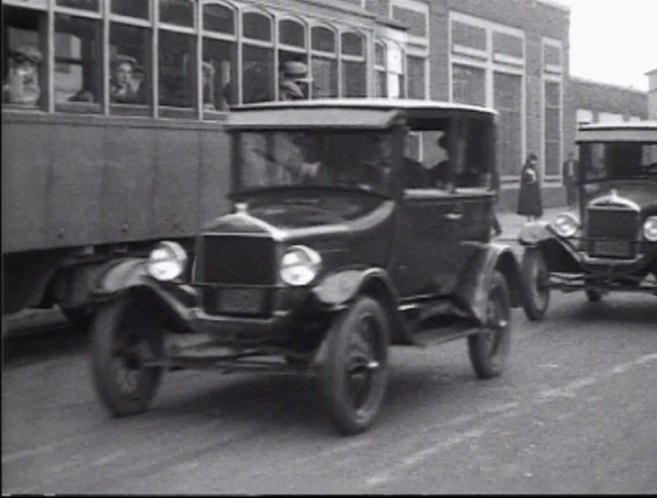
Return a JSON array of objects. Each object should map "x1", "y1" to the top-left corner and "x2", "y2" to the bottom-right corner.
[{"x1": 516, "y1": 153, "x2": 543, "y2": 221}]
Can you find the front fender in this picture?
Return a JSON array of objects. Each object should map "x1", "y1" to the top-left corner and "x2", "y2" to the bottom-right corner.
[
  {"x1": 94, "y1": 258, "x2": 198, "y2": 326},
  {"x1": 454, "y1": 243, "x2": 523, "y2": 325},
  {"x1": 518, "y1": 220, "x2": 552, "y2": 246}
]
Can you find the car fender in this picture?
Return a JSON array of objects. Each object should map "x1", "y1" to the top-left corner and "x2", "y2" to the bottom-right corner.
[
  {"x1": 311, "y1": 267, "x2": 412, "y2": 345},
  {"x1": 454, "y1": 243, "x2": 523, "y2": 325},
  {"x1": 94, "y1": 258, "x2": 198, "y2": 329},
  {"x1": 518, "y1": 220, "x2": 552, "y2": 246}
]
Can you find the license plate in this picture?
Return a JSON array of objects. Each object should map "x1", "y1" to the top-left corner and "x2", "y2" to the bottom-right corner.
[
  {"x1": 591, "y1": 240, "x2": 631, "y2": 258},
  {"x1": 218, "y1": 288, "x2": 265, "y2": 314}
]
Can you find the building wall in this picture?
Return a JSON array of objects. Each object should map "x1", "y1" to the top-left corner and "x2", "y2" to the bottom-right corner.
[
  {"x1": 572, "y1": 77, "x2": 649, "y2": 124},
  {"x1": 646, "y1": 68, "x2": 657, "y2": 120}
]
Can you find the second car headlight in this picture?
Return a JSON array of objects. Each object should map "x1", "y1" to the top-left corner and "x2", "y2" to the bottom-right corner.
[
  {"x1": 147, "y1": 241, "x2": 188, "y2": 281},
  {"x1": 280, "y1": 245, "x2": 322, "y2": 286},
  {"x1": 643, "y1": 216, "x2": 657, "y2": 242},
  {"x1": 552, "y1": 212, "x2": 579, "y2": 238}
]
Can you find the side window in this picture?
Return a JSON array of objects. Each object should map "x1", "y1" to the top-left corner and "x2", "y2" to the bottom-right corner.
[
  {"x1": 454, "y1": 120, "x2": 489, "y2": 188},
  {"x1": 54, "y1": 13, "x2": 102, "y2": 111},
  {"x1": 2, "y1": 6, "x2": 45, "y2": 109},
  {"x1": 401, "y1": 129, "x2": 451, "y2": 192},
  {"x1": 203, "y1": 2, "x2": 238, "y2": 113}
]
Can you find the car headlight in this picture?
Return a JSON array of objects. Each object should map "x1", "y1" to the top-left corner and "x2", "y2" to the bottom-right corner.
[
  {"x1": 147, "y1": 241, "x2": 188, "y2": 281},
  {"x1": 280, "y1": 245, "x2": 322, "y2": 286},
  {"x1": 552, "y1": 212, "x2": 579, "y2": 238},
  {"x1": 643, "y1": 216, "x2": 657, "y2": 242}
]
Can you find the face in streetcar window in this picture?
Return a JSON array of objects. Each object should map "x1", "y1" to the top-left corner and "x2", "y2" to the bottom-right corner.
[
  {"x1": 110, "y1": 55, "x2": 145, "y2": 104},
  {"x1": 3, "y1": 46, "x2": 42, "y2": 107}
]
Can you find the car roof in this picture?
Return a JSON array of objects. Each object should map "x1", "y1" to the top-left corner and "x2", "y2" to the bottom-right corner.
[
  {"x1": 224, "y1": 98, "x2": 497, "y2": 130},
  {"x1": 576, "y1": 120, "x2": 657, "y2": 143}
]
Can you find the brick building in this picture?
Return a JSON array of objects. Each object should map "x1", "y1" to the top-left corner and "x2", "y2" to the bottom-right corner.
[
  {"x1": 646, "y1": 67, "x2": 657, "y2": 120},
  {"x1": 573, "y1": 77, "x2": 649, "y2": 126}
]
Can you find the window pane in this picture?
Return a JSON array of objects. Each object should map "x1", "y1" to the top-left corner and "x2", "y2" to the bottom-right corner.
[
  {"x1": 544, "y1": 44, "x2": 561, "y2": 66},
  {"x1": 452, "y1": 21, "x2": 486, "y2": 51},
  {"x1": 160, "y1": 0, "x2": 194, "y2": 27},
  {"x1": 493, "y1": 72, "x2": 522, "y2": 176},
  {"x1": 375, "y1": 70, "x2": 387, "y2": 97},
  {"x1": 545, "y1": 80, "x2": 560, "y2": 107},
  {"x1": 243, "y1": 44, "x2": 274, "y2": 103},
  {"x1": 342, "y1": 61, "x2": 366, "y2": 97},
  {"x1": 110, "y1": 23, "x2": 149, "y2": 105},
  {"x1": 312, "y1": 56, "x2": 337, "y2": 98},
  {"x1": 406, "y1": 55, "x2": 425, "y2": 99},
  {"x1": 2, "y1": 6, "x2": 44, "y2": 108},
  {"x1": 243, "y1": 12, "x2": 272, "y2": 41},
  {"x1": 203, "y1": 3, "x2": 235, "y2": 35},
  {"x1": 111, "y1": 0, "x2": 149, "y2": 19},
  {"x1": 56, "y1": 0, "x2": 99, "y2": 11},
  {"x1": 55, "y1": 14, "x2": 102, "y2": 106},
  {"x1": 311, "y1": 26, "x2": 335, "y2": 53},
  {"x1": 279, "y1": 19, "x2": 305, "y2": 48},
  {"x1": 452, "y1": 64, "x2": 485, "y2": 106},
  {"x1": 493, "y1": 31, "x2": 523, "y2": 58},
  {"x1": 375, "y1": 42, "x2": 386, "y2": 67},
  {"x1": 341, "y1": 32, "x2": 364, "y2": 56},
  {"x1": 544, "y1": 81, "x2": 561, "y2": 175},
  {"x1": 204, "y1": 38, "x2": 237, "y2": 111},
  {"x1": 159, "y1": 30, "x2": 194, "y2": 108}
]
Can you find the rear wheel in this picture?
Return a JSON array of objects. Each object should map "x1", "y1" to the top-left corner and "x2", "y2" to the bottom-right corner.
[
  {"x1": 521, "y1": 248, "x2": 550, "y2": 321},
  {"x1": 90, "y1": 293, "x2": 164, "y2": 416},
  {"x1": 585, "y1": 289, "x2": 603, "y2": 302},
  {"x1": 468, "y1": 271, "x2": 511, "y2": 379},
  {"x1": 321, "y1": 296, "x2": 390, "y2": 435},
  {"x1": 60, "y1": 305, "x2": 94, "y2": 331}
]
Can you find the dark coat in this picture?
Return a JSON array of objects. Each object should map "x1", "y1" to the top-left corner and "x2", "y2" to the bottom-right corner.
[{"x1": 517, "y1": 162, "x2": 543, "y2": 217}]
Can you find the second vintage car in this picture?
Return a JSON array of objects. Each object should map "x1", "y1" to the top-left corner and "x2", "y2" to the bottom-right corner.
[
  {"x1": 89, "y1": 99, "x2": 524, "y2": 435},
  {"x1": 519, "y1": 121, "x2": 657, "y2": 320}
]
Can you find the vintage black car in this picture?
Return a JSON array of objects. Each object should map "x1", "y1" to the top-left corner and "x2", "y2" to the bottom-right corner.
[
  {"x1": 90, "y1": 100, "x2": 524, "y2": 435},
  {"x1": 519, "y1": 121, "x2": 657, "y2": 320}
]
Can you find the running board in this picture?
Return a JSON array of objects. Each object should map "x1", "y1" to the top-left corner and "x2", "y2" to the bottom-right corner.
[{"x1": 411, "y1": 322, "x2": 481, "y2": 347}]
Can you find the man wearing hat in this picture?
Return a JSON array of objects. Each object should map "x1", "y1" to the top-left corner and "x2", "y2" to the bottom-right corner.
[
  {"x1": 279, "y1": 60, "x2": 312, "y2": 100},
  {"x1": 3, "y1": 45, "x2": 42, "y2": 106}
]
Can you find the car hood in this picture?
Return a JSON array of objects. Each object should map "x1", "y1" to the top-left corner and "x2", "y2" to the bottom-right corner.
[{"x1": 585, "y1": 181, "x2": 657, "y2": 211}]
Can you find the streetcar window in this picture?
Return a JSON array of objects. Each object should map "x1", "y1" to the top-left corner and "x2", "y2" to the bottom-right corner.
[
  {"x1": 110, "y1": 23, "x2": 150, "y2": 113},
  {"x1": 158, "y1": 30, "x2": 195, "y2": 113},
  {"x1": 54, "y1": 13, "x2": 102, "y2": 112}
]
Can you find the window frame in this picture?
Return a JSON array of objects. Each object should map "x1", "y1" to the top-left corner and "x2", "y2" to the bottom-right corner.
[{"x1": 541, "y1": 37, "x2": 564, "y2": 183}]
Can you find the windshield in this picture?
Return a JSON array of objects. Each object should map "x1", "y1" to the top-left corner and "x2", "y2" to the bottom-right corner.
[
  {"x1": 236, "y1": 130, "x2": 395, "y2": 195},
  {"x1": 580, "y1": 142, "x2": 657, "y2": 182}
]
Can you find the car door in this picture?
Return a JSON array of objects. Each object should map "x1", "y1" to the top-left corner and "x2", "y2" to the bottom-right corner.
[{"x1": 393, "y1": 189, "x2": 469, "y2": 298}]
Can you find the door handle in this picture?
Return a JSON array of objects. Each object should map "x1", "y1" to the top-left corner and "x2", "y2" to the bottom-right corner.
[{"x1": 443, "y1": 213, "x2": 462, "y2": 221}]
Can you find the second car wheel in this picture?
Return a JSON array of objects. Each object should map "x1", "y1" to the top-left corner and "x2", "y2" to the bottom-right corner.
[
  {"x1": 520, "y1": 247, "x2": 551, "y2": 321},
  {"x1": 321, "y1": 296, "x2": 390, "y2": 435},
  {"x1": 468, "y1": 271, "x2": 512, "y2": 379}
]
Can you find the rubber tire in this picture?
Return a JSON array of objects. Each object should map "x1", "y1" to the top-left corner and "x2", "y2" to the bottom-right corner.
[
  {"x1": 468, "y1": 271, "x2": 512, "y2": 379},
  {"x1": 60, "y1": 305, "x2": 94, "y2": 331},
  {"x1": 90, "y1": 295, "x2": 163, "y2": 417},
  {"x1": 521, "y1": 248, "x2": 550, "y2": 321},
  {"x1": 585, "y1": 289, "x2": 603, "y2": 302},
  {"x1": 321, "y1": 296, "x2": 390, "y2": 436}
]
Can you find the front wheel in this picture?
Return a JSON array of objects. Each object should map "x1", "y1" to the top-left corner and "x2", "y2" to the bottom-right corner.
[
  {"x1": 321, "y1": 296, "x2": 390, "y2": 435},
  {"x1": 521, "y1": 248, "x2": 551, "y2": 321},
  {"x1": 90, "y1": 293, "x2": 164, "y2": 417},
  {"x1": 468, "y1": 271, "x2": 512, "y2": 379}
]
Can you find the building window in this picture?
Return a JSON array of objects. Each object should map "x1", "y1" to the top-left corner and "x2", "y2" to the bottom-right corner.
[
  {"x1": 341, "y1": 31, "x2": 366, "y2": 97},
  {"x1": 241, "y1": 10, "x2": 274, "y2": 104},
  {"x1": 544, "y1": 80, "x2": 561, "y2": 176},
  {"x1": 310, "y1": 25, "x2": 337, "y2": 98},
  {"x1": 54, "y1": 13, "x2": 102, "y2": 111},
  {"x1": 452, "y1": 64, "x2": 485, "y2": 106},
  {"x1": 374, "y1": 41, "x2": 387, "y2": 97},
  {"x1": 406, "y1": 54, "x2": 426, "y2": 99},
  {"x1": 2, "y1": 5, "x2": 46, "y2": 109},
  {"x1": 495, "y1": 72, "x2": 523, "y2": 176},
  {"x1": 576, "y1": 109, "x2": 593, "y2": 124},
  {"x1": 452, "y1": 20, "x2": 487, "y2": 53},
  {"x1": 598, "y1": 112, "x2": 624, "y2": 123}
]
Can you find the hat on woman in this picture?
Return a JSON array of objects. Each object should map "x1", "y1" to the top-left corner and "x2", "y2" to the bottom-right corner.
[
  {"x1": 527, "y1": 153, "x2": 538, "y2": 161},
  {"x1": 12, "y1": 45, "x2": 42, "y2": 64},
  {"x1": 112, "y1": 54, "x2": 138, "y2": 69}
]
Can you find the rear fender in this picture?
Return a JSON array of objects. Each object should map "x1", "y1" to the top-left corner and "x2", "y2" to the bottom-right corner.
[
  {"x1": 454, "y1": 244, "x2": 522, "y2": 324},
  {"x1": 312, "y1": 268, "x2": 411, "y2": 345}
]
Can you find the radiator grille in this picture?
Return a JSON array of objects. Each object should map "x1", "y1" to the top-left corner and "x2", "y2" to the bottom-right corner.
[{"x1": 586, "y1": 207, "x2": 639, "y2": 259}]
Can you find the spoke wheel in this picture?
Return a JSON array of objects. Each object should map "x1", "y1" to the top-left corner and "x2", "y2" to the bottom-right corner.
[
  {"x1": 521, "y1": 248, "x2": 550, "y2": 321},
  {"x1": 90, "y1": 294, "x2": 164, "y2": 417},
  {"x1": 321, "y1": 296, "x2": 390, "y2": 435},
  {"x1": 468, "y1": 271, "x2": 512, "y2": 379}
]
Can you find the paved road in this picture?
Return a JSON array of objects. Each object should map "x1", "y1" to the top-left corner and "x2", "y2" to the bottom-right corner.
[{"x1": 3, "y1": 291, "x2": 656, "y2": 494}]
